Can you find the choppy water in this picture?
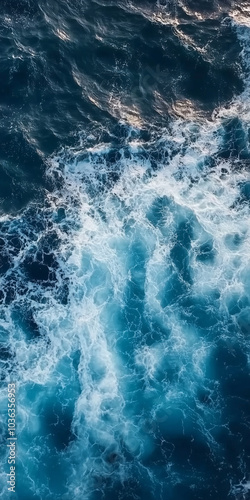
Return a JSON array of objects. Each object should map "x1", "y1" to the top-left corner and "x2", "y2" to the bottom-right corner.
[{"x1": 0, "y1": 1, "x2": 250, "y2": 499}]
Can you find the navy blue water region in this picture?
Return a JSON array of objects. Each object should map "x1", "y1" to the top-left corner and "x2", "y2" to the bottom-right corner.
[{"x1": 0, "y1": 1, "x2": 250, "y2": 499}]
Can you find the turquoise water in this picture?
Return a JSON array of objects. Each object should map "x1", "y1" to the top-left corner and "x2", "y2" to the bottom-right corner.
[{"x1": 0, "y1": 2, "x2": 250, "y2": 499}]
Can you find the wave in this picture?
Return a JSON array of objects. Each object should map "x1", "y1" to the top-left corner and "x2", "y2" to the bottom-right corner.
[{"x1": 0, "y1": 6, "x2": 250, "y2": 500}]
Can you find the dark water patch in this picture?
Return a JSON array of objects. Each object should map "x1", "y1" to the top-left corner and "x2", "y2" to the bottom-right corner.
[
  {"x1": 8, "y1": 235, "x2": 23, "y2": 256},
  {"x1": 0, "y1": 0, "x2": 245, "y2": 211},
  {"x1": 211, "y1": 341, "x2": 248, "y2": 381},
  {"x1": 0, "y1": 248, "x2": 11, "y2": 276},
  {"x1": 172, "y1": 435, "x2": 213, "y2": 472},
  {"x1": 0, "y1": 344, "x2": 12, "y2": 362},
  {"x1": 0, "y1": 230, "x2": 25, "y2": 277},
  {"x1": 1, "y1": 0, "x2": 40, "y2": 17},
  {"x1": 227, "y1": 294, "x2": 249, "y2": 316},
  {"x1": 223, "y1": 370, "x2": 250, "y2": 400},
  {"x1": 42, "y1": 454, "x2": 69, "y2": 497},
  {"x1": 41, "y1": 391, "x2": 75, "y2": 451},
  {"x1": 208, "y1": 340, "x2": 250, "y2": 433},
  {"x1": 97, "y1": 476, "x2": 150, "y2": 500},
  {"x1": 56, "y1": 278, "x2": 69, "y2": 305},
  {"x1": 23, "y1": 256, "x2": 57, "y2": 284},
  {"x1": 170, "y1": 481, "x2": 230, "y2": 500},
  {"x1": 239, "y1": 181, "x2": 250, "y2": 204},
  {"x1": 44, "y1": 401, "x2": 74, "y2": 450},
  {"x1": 215, "y1": 425, "x2": 244, "y2": 470},
  {"x1": 181, "y1": 295, "x2": 220, "y2": 330},
  {"x1": 54, "y1": 207, "x2": 66, "y2": 223},
  {"x1": 168, "y1": 483, "x2": 195, "y2": 500},
  {"x1": 196, "y1": 240, "x2": 217, "y2": 263},
  {"x1": 236, "y1": 308, "x2": 250, "y2": 335},
  {"x1": 39, "y1": 230, "x2": 61, "y2": 252},
  {"x1": 226, "y1": 396, "x2": 250, "y2": 459},
  {"x1": 196, "y1": 387, "x2": 213, "y2": 406},
  {"x1": 0, "y1": 332, "x2": 14, "y2": 380},
  {"x1": 170, "y1": 219, "x2": 193, "y2": 284},
  {"x1": 19, "y1": 226, "x2": 61, "y2": 285},
  {"x1": 15, "y1": 491, "x2": 40, "y2": 500},
  {"x1": 0, "y1": 130, "x2": 47, "y2": 213},
  {"x1": 12, "y1": 306, "x2": 40, "y2": 340},
  {"x1": 161, "y1": 270, "x2": 190, "y2": 307}
]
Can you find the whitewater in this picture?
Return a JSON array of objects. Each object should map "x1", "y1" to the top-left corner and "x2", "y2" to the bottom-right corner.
[{"x1": 0, "y1": 5, "x2": 250, "y2": 500}]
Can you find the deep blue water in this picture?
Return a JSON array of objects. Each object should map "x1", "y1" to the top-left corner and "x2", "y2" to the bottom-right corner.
[{"x1": 0, "y1": 1, "x2": 250, "y2": 499}]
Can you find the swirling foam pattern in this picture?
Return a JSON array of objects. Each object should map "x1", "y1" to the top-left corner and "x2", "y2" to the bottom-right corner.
[{"x1": 0, "y1": 1, "x2": 250, "y2": 499}]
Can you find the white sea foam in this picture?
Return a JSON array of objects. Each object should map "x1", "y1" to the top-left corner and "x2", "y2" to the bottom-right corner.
[
  {"x1": 51, "y1": 133, "x2": 249, "y2": 496},
  {"x1": 0, "y1": 9, "x2": 250, "y2": 500}
]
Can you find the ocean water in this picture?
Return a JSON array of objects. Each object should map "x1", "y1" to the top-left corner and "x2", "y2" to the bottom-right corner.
[{"x1": 0, "y1": 1, "x2": 250, "y2": 499}]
